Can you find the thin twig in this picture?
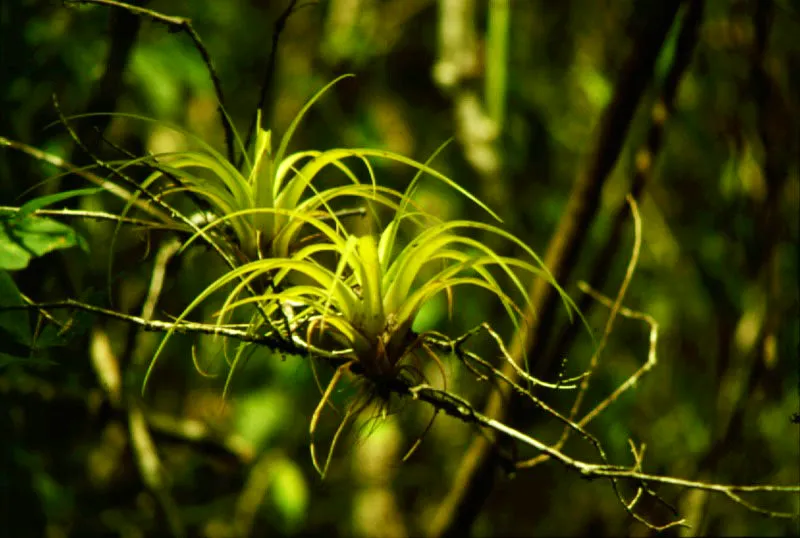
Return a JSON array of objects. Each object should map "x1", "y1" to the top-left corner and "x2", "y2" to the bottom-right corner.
[
  {"x1": 571, "y1": 194, "x2": 643, "y2": 418},
  {"x1": 0, "y1": 135, "x2": 169, "y2": 221},
  {"x1": 53, "y1": 96, "x2": 238, "y2": 269},
  {"x1": 532, "y1": 194, "x2": 643, "y2": 461},
  {"x1": 53, "y1": 95, "x2": 288, "y2": 350},
  {"x1": 516, "y1": 196, "x2": 650, "y2": 468},
  {"x1": 575, "y1": 284, "x2": 659, "y2": 427},
  {"x1": 430, "y1": 2, "x2": 685, "y2": 534},
  {"x1": 94, "y1": 128, "x2": 217, "y2": 221},
  {"x1": 1, "y1": 299, "x2": 304, "y2": 358},
  {"x1": 480, "y1": 322, "x2": 585, "y2": 390},
  {"x1": 543, "y1": 0, "x2": 705, "y2": 378},
  {"x1": 140, "y1": 240, "x2": 181, "y2": 323},
  {"x1": 5, "y1": 296, "x2": 797, "y2": 522},
  {"x1": 239, "y1": 0, "x2": 305, "y2": 167},
  {"x1": 400, "y1": 382, "x2": 799, "y2": 517},
  {"x1": 425, "y1": 326, "x2": 683, "y2": 530},
  {"x1": 0, "y1": 206, "x2": 181, "y2": 230},
  {"x1": 64, "y1": 0, "x2": 237, "y2": 163}
]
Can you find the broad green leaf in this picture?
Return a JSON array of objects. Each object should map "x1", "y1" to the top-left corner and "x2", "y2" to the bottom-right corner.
[
  {"x1": 0, "y1": 215, "x2": 86, "y2": 270},
  {"x1": 0, "y1": 231, "x2": 33, "y2": 270}
]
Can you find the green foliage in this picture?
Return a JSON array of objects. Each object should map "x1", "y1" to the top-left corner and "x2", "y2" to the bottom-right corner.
[
  {"x1": 0, "y1": 189, "x2": 100, "y2": 368},
  {"x1": 0, "y1": 209, "x2": 88, "y2": 271},
  {"x1": 131, "y1": 76, "x2": 572, "y2": 401},
  {"x1": 2, "y1": 0, "x2": 797, "y2": 536},
  {"x1": 94, "y1": 73, "x2": 578, "y2": 479}
]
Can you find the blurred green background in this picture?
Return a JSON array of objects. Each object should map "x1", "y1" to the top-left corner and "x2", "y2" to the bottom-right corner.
[{"x1": 1, "y1": 0, "x2": 798, "y2": 536}]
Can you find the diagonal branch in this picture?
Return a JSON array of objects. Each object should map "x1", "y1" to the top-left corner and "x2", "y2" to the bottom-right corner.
[
  {"x1": 429, "y1": 2, "x2": 685, "y2": 535},
  {"x1": 395, "y1": 383, "x2": 799, "y2": 522},
  {"x1": 544, "y1": 0, "x2": 705, "y2": 378}
]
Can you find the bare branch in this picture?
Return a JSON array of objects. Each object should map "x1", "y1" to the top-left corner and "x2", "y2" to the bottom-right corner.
[
  {"x1": 574, "y1": 282, "x2": 659, "y2": 426},
  {"x1": 2, "y1": 299, "x2": 303, "y2": 358},
  {"x1": 399, "y1": 383, "x2": 799, "y2": 518},
  {"x1": 571, "y1": 194, "x2": 643, "y2": 418},
  {"x1": 544, "y1": 0, "x2": 705, "y2": 377},
  {"x1": 430, "y1": 2, "x2": 686, "y2": 534},
  {"x1": 517, "y1": 195, "x2": 645, "y2": 470}
]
